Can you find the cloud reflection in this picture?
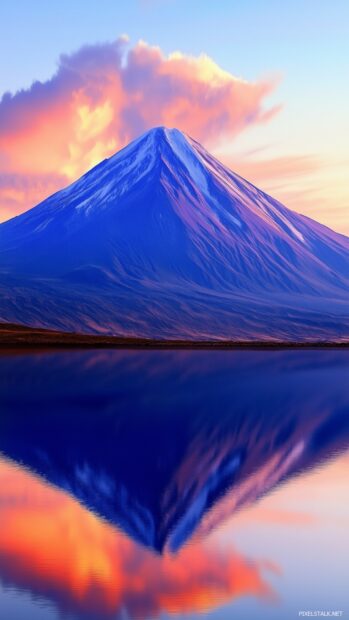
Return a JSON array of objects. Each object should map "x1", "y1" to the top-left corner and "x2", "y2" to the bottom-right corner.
[{"x1": 0, "y1": 458, "x2": 276, "y2": 619}]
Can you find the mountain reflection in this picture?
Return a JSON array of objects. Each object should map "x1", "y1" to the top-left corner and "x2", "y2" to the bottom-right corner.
[
  {"x1": 0, "y1": 349, "x2": 349, "y2": 619},
  {"x1": 1, "y1": 349, "x2": 349, "y2": 554}
]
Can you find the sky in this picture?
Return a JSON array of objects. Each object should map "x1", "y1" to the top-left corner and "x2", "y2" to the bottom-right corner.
[{"x1": 0, "y1": 0, "x2": 348, "y2": 233}]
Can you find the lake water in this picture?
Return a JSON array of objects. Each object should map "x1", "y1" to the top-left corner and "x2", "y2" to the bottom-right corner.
[{"x1": 0, "y1": 348, "x2": 348, "y2": 620}]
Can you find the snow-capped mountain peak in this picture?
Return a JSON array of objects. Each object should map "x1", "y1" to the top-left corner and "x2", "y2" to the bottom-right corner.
[{"x1": 0, "y1": 126, "x2": 348, "y2": 341}]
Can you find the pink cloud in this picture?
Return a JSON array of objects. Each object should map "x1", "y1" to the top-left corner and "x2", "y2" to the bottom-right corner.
[{"x1": 0, "y1": 37, "x2": 278, "y2": 221}]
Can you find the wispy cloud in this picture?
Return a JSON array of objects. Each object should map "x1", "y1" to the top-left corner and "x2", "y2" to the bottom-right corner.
[
  {"x1": 226, "y1": 154, "x2": 322, "y2": 185},
  {"x1": 0, "y1": 172, "x2": 66, "y2": 221},
  {"x1": 222, "y1": 152, "x2": 349, "y2": 235}
]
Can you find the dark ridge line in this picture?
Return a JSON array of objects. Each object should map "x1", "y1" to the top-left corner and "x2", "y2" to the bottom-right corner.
[{"x1": 0, "y1": 322, "x2": 348, "y2": 351}]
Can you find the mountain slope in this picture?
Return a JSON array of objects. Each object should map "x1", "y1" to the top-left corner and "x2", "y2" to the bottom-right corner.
[{"x1": 0, "y1": 126, "x2": 348, "y2": 341}]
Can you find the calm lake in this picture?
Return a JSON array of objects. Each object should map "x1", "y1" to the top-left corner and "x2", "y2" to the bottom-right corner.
[{"x1": 0, "y1": 348, "x2": 348, "y2": 620}]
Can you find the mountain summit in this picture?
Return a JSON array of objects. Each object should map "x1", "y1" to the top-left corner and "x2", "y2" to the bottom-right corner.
[{"x1": 0, "y1": 126, "x2": 348, "y2": 341}]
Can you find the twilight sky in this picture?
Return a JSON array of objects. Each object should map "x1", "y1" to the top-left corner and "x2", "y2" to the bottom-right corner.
[{"x1": 0, "y1": 0, "x2": 348, "y2": 233}]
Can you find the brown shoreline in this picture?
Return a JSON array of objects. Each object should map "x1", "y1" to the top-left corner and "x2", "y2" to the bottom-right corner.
[{"x1": 0, "y1": 322, "x2": 348, "y2": 350}]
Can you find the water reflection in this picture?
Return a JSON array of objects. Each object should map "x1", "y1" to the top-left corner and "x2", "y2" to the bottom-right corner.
[
  {"x1": 0, "y1": 458, "x2": 278, "y2": 619},
  {"x1": 0, "y1": 349, "x2": 348, "y2": 619}
]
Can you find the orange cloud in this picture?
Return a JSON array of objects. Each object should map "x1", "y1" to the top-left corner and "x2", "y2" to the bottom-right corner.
[
  {"x1": 0, "y1": 457, "x2": 277, "y2": 618},
  {"x1": 0, "y1": 37, "x2": 278, "y2": 221}
]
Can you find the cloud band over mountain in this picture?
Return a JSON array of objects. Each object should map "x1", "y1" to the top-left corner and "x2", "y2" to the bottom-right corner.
[{"x1": 0, "y1": 36, "x2": 277, "y2": 221}]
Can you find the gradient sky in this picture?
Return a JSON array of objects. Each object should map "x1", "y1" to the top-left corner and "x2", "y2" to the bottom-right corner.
[{"x1": 0, "y1": 0, "x2": 348, "y2": 233}]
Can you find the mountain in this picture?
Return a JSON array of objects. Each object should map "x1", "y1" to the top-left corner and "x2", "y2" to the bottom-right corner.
[
  {"x1": 1, "y1": 348, "x2": 349, "y2": 552},
  {"x1": 0, "y1": 126, "x2": 348, "y2": 341}
]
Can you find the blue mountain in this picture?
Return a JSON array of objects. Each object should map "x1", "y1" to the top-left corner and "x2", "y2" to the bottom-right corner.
[{"x1": 0, "y1": 126, "x2": 348, "y2": 340}]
